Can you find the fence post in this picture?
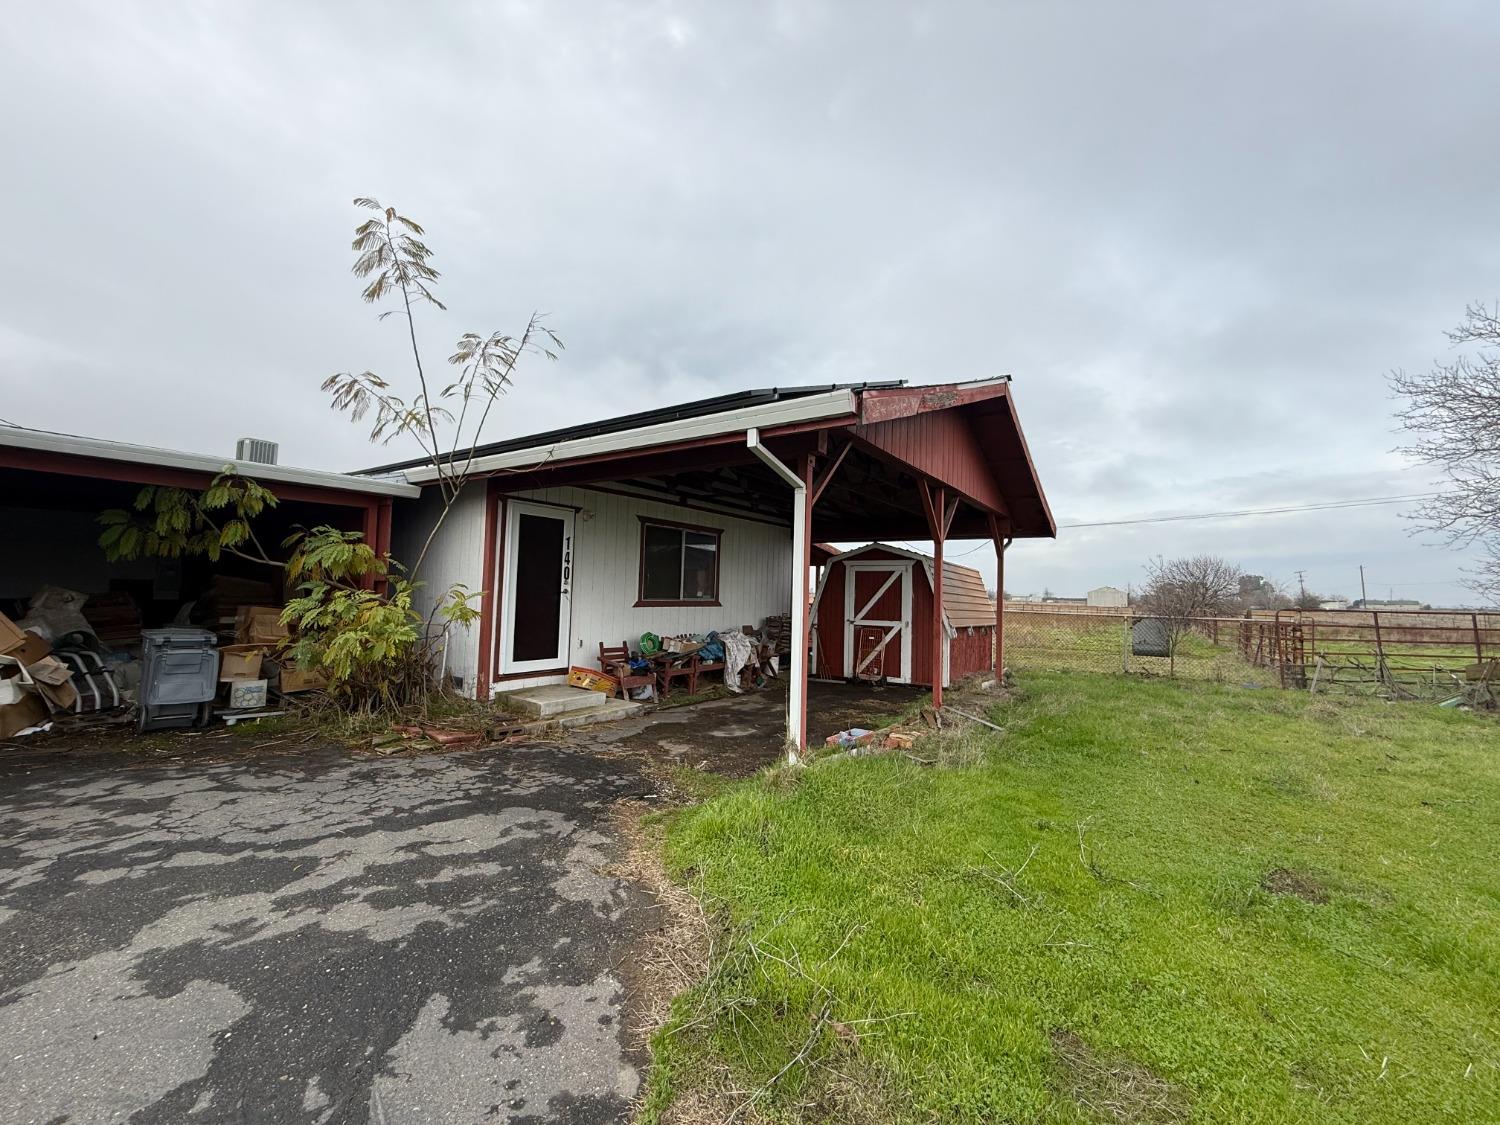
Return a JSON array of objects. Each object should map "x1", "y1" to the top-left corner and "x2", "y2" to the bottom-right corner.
[
  {"x1": 1371, "y1": 611, "x2": 1390, "y2": 688},
  {"x1": 1473, "y1": 613, "x2": 1484, "y2": 664}
]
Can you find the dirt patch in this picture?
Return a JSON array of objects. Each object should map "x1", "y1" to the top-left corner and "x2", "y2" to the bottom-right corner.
[
  {"x1": 590, "y1": 679, "x2": 929, "y2": 779},
  {"x1": 606, "y1": 800, "x2": 713, "y2": 1047},
  {"x1": 607, "y1": 799, "x2": 770, "y2": 1125},
  {"x1": 0, "y1": 721, "x2": 328, "y2": 774},
  {"x1": 1051, "y1": 1029, "x2": 1188, "y2": 1124},
  {"x1": 1260, "y1": 866, "x2": 1329, "y2": 904}
]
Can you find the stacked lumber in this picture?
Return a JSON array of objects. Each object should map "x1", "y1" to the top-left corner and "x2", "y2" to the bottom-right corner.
[{"x1": 82, "y1": 592, "x2": 143, "y2": 649}]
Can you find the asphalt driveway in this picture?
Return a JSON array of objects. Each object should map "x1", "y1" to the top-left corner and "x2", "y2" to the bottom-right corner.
[{"x1": 0, "y1": 742, "x2": 653, "y2": 1124}]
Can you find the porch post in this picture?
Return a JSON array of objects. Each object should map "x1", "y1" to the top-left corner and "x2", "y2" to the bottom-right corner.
[
  {"x1": 931, "y1": 493, "x2": 945, "y2": 709},
  {"x1": 359, "y1": 503, "x2": 380, "y2": 591},
  {"x1": 989, "y1": 514, "x2": 1006, "y2": 680},
  {"x1": 475, "y1": 479, "x2": 501, "y2": 700},
  {"x1": 745, "y1": 429, "x2": 811, "y2": 761},
  {"x1": 795, "y1": 453, "x2": 814, "y2": 757},
  {"x1": 919, "y1": 481, "x2": 950, "y2": 709}
]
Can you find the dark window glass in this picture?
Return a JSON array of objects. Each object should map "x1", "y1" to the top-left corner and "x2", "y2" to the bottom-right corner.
[
  {"x1": 640, "y1": 523, "x2": 720, "y2": 602},
  {"x1": 682, "y1": 532, "x2": 718, "y2": 601},
  {"x1": 641, "y1": 524, "x2": 685, "y2": 601}
]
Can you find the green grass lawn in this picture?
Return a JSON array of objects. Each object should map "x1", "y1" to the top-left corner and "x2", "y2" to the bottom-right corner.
[
  {"x1": 648, "y1": 672, "x2": 1500, "y2": 1124},
  {"x1": 1005, "y1": 616, "x2": 1281, "y2": 687}
]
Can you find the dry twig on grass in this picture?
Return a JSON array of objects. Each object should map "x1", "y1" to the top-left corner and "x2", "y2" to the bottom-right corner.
[{"x1": 970, "y1": 843, "x2": 1040, "y2": 904}]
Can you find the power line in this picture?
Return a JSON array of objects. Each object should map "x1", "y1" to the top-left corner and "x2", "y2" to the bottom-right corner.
[
  {"x1": 884, "y1": 491, "x2": 1443, "y2": 559},
  {"x1": 1058, "y1": 493, "x2": 1439, "y2": 530}
]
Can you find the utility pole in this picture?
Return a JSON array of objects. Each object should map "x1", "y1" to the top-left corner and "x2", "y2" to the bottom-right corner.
[
  {"x1": 1294, "y1": 570, "x2": 1307, "y2": 600},
  {"x1": 1359, "y1": 564, "x2": 1368, "y2": 607}
]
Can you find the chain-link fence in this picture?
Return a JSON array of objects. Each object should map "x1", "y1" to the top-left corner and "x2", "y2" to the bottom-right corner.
[
  {"x1": 1003, "y1": 605, "x2": 1500, "y2": 701},
  {"x1": 1003, "y1": 607, "x2": 1280, "y2": 685}
]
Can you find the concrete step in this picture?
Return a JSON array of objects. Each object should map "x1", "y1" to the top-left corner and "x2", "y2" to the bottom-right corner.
[
  {"x1": 502, "y1": 684, "x2": 626, "y2": 719},
  {"x1": 549, "y1": 696, "x2": 644, "y2": 730}
]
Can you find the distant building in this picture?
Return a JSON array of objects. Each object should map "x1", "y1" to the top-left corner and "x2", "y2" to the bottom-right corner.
[
  {"x1": 1351, "y1": 599, "x2": 1428, "y2": 611},
  {"x1": 1318, "y1": 597, "x2": 1350, "y2": 610},
  {"x1": 1042, "y1": 595, "x2": 1086, "y2": 605},
  {"x1": 1087, "y1": 585, "x2": 1128, "y2": 608}
]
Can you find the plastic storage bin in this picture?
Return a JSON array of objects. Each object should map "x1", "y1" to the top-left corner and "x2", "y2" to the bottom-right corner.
[{"x1": 138, "y1": 628, "x2": 220, "y2": 732}]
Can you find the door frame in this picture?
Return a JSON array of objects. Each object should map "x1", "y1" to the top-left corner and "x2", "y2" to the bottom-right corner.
[
  {"x1": 497, "y1": 499, "x2": 576, "y2": 676},
  {"x1": 842, "y1": 560, "x2": 913, "y2": 682}
]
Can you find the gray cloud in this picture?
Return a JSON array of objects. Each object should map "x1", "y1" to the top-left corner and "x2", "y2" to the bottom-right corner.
[{"x1": 2, "y1": 1, "x2": 1496, "y2": 604}]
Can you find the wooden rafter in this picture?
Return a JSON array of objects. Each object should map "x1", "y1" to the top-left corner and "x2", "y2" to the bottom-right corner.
[{"x1": 810, "y1": 441, "x2": 852, "y2": 507}]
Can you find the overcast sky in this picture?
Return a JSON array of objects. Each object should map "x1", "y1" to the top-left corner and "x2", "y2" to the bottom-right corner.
[{"x1": 3, "y1": 1, "x2": 1497, "y2": 605}]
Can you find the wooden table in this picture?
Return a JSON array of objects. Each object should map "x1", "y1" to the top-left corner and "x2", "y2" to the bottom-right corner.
[{"x1": 646, "y1": 651, "x2": 699, "y2": 698}]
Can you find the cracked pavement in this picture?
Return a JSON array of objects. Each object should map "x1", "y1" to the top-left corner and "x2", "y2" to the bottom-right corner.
[{"x1": 0, "y1": 743, "x2": 654, "y2": 1124}]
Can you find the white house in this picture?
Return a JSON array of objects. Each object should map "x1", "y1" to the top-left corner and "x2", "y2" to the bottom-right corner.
[
  {"x1": 364, "y1": 380, "x2": 1055, "y2": 749},
  {"x1": 1086, "y1": 585, "x2": 1128, "y2": 608}
]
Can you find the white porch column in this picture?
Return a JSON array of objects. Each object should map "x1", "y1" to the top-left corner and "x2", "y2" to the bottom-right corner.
[{"x1": 746, "y1": 428, "x2": 810, "y2": 762}]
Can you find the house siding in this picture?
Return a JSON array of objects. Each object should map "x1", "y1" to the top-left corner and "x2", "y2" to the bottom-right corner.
[
  {"x1": 492, "y1": 485, "x2": 793, "y2": 692},
  {"x1": 390, "y1": 483, "x2": 489, "y2": 693}
]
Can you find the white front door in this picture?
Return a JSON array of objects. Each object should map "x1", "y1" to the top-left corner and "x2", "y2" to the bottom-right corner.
[
  {"x1": 499, "y1": 501, "x2": 575, "y2": 675},
  {"x1": 843, "y1": 562, "x2": 913, "y2": 683}
]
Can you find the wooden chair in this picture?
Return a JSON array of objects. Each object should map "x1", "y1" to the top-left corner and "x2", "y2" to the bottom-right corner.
[{"x1": 599, "y1": 641, "x2": 656, "y2": 702}]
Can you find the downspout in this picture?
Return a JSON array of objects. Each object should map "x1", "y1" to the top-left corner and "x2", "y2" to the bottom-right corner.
[{"x1": 746, "y1": 427, "x2": 809, "y2": 763}]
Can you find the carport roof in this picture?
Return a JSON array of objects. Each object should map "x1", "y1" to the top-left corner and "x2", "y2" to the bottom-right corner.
[{"x1": 0, "y1": 424, "x2": 419, "y2": 499}]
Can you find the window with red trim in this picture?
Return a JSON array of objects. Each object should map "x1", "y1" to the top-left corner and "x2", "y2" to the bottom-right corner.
[{"x1": 637, "y1": 518, "x2": 721, "y2": 605}]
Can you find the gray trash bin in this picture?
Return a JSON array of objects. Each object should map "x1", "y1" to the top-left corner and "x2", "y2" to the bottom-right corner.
[
  {"x1": 1131, "y1": 617, "x2": 1172, "y2": 658},
  {"x1": 138, "y1": 628, "x2": 220, "y2": 732}
]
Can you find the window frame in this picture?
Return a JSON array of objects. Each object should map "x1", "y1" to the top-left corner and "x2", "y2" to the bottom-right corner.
[{"x1": 635, "y1": 516, "x2": 723, "y2": 607}]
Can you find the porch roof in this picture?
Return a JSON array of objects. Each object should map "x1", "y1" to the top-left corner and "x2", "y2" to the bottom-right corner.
[{"x1": 374, "y1": 378, "x2": 1055, "y2": 541}]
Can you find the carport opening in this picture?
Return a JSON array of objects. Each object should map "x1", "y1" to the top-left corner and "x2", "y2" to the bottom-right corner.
[{"x1": 0, "y1": 465, "x2": 368, "y2": 639}]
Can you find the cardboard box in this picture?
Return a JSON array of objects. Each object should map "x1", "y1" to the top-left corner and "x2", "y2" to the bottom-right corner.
[
  {"x1": 20, "y1": 656, "x2": 77, "y2": 712},
  {"x1": 0, "y1": 611, "x2": 25, "y2": 655},
  {"x1": 228, "y1": 678, "x2": 269, "y2": 709},
  {"x1": 275, "y1": 661, "x2": 328, "y2": 693},
  {"x1": 0, "y1": 654, "x2": 76, "y2": 714},
  {"x1": 10, "y1": 630, "x2": 51, "y2": 665},
  {"x1": 235, "y1": 606, "x2": 289, "y2": 646},
  {"x1": 35, "y1": 678, "x2": 78, "y2": 712},
  {"x1": 0, "y1": 693, "x2": 48, "y2": 738},
  {"x1": 219, "y1": 645, "x2": 266, "y2": 682},
  {"x1": 25, "y1": 655, "x2": 72, "y2": 687}
]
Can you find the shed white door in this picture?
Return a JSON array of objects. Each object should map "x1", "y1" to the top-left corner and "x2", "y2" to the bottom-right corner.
[
  {"x1": 499, "y1": 501, "x2": 574, "y2": 675},
  {"x1": 843, "y1": 561, "x2": 913, "y2": 683}
]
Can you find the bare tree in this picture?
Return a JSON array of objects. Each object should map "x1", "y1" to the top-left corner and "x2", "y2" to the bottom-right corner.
[
  {"x1": 1141, "y1": 555, "x2": 1243, "y2": 618},
  {"x1": 1392, "y1": 301, "x2": 1500, "y2": 601},
  {"x1": 1138, "y1": 555, "x2": 1243, "y2": 669}
]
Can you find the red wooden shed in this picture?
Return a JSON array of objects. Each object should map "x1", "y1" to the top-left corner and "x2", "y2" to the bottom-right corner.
[{"x1": 811, "y1": 544, "x2": 997, "y2": 688}]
